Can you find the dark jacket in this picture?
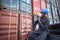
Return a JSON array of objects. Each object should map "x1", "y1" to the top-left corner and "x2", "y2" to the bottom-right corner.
[
  {"x1": 28, "y1": 16, "x2": 50, "y2": 40},
  {"x1": 34, "y1": 17, "x2": 50, "y2": 33}
]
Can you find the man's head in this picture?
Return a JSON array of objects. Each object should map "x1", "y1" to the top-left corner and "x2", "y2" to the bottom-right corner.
[{"x1": 41, "y1": 9, "x2": 48, "y2": 17}]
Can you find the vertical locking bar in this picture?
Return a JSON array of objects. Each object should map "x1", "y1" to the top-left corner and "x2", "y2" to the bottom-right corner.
[
  {"x1": 8, "y1": 12, "x2": 11, "y2": 40},
  {"x1": 16, "y1": 0, "x2": 19, "y2": 40},
  {"x1": 8, "y1": 0, "x2": 12, "y2": 40}
]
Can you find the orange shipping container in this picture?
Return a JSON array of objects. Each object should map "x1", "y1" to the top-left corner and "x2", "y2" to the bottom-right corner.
[
  {"x1": 0, "y1": 10, "x2": 18, "y2": 40},
  {"x1": 33, "y1": 0, "x2": 46, "y2": 15}
]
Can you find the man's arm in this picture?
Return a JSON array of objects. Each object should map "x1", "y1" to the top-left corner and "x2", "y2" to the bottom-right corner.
[
  {"x1": 34, "y1": 19, "x2": 38, "y2": 31},
  {"x1": 38, "y1": 17, "x2": 50, "y2": 31}
]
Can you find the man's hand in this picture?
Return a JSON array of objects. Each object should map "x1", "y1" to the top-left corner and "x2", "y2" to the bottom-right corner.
[{"x1": 37, "y1": 16, "x2": 41, "y2": 23}]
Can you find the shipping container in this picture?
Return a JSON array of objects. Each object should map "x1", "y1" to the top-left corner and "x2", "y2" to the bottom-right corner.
[
  {"x1": 0, "y1": 9, "x2": 18, "y2": 40},
  {"x1": 32, "y1": 0, "x2": 46, "y2": 15},
  {"x1": 0, "y1": 0, "x2": 48, "y2": 40},
  {"x1": 0, "y1": 9, "x2": 33, "y2": 40}
]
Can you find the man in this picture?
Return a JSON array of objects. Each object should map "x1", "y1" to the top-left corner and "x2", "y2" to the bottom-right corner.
[
  {"x1": 28, "y1": 9, "x2": 50, "y2": 40},
  {"x1": 36, "y1": 9, "x2": 50, "y2": 40}
]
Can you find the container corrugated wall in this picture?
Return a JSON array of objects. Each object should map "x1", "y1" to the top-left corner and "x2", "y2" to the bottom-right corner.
[
  {"x1": 0, "y1": 9, "x2": 18, "y2": 40},
  {"x1": 33, "y1": 0, "x2": 46, "y2": 15},
  {"x1": 20, "y1": 12, "x2": 32, "y2": 40},
  {"x1": 0, "y1": 9, "x2": 33, "y2": 40}
]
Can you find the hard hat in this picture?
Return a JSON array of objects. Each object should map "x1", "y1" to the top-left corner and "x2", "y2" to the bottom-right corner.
[{"x1": 41, "y1": 9, "x2": 48, "y2": 15}]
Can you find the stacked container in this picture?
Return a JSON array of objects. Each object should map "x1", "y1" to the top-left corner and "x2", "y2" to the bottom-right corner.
[{"x1": 0, "y1": 0, "x2": 46, "y2": 40}]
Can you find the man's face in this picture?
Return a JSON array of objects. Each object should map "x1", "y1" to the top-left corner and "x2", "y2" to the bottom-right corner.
[{"x1": 42, "y1": 13, "x2": 46, "y2": 17}]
